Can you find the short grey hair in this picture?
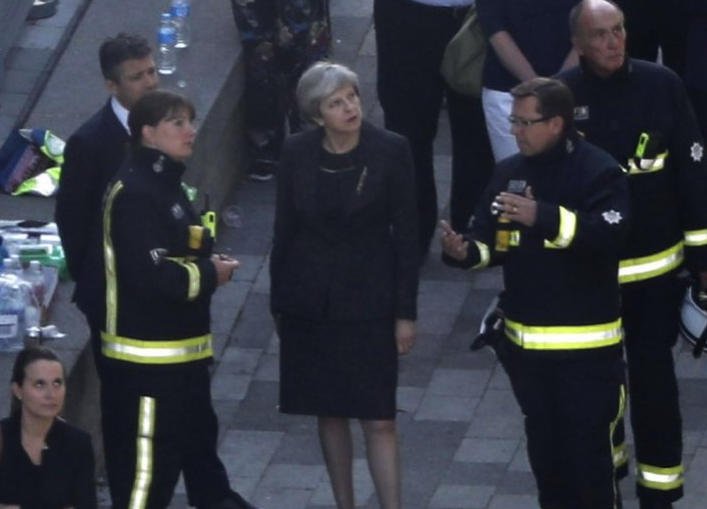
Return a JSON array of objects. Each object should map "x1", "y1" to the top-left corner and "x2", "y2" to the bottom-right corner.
[{"x1": 296, "y1": 61, "x2": 360, "y2": 123}]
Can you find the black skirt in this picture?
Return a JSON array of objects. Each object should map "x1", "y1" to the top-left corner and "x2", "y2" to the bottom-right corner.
[{"x1": 278, "y1": 313, "x2": 398, "y2": 420}]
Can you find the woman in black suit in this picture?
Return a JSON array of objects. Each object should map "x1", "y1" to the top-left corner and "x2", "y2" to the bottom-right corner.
[
  {"x1": 0, "y1": 345, "x2": 97, "y2": 509},
  {"x1": 270, "y1": 62, "x2": 419, "y2": 509}
]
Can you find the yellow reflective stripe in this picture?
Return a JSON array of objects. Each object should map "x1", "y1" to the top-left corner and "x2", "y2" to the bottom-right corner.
[
  {"x1": 101, "y1": 333, "x2": 213, "y2": 364},
  {"x1": 547, "y1": 206, "x2": 576, "y2": 248},
  {"x1": 618, "y1": 241, "x2": 683, "y2": 284},
  {"x1": 505, "y1": 318, "x2": 622, "y2": 350},
  {"x1": 184, "y1": 262, "x2": 200, "y2": 300},
  {"x1": 614, "y1": 443, "x2": 629, "y2": 469},
  {"x1": 636, "y1": 463, "x2": 684, "y2": 491},
  {"x1": 611, "y1": 385, "x2": 628, "y2": 470},
  {"x1": 163, "y1": 257, "x2": 201, "y2": 300},
  {"x1": 509, "y1": 230, "x2": 521, "y2": 247},
  {"x1": 685, "y1": 228, "x2": 707, "y2": 247},
  {"x1": 103, "y1": 181, "x2": 124, "y2": 335},
  {"x1": 129, "y1": 397, "x2": 155, "y2": 509},
  {"x1": 627, "y1": 151, "x2": 668, "y2": 174},
  {"x1": 472, "y1": 241, "x2": 490, "y2": 269}
]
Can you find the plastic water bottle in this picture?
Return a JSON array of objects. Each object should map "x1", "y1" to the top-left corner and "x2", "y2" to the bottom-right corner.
[
  {"x1": 157, "y1": 12, "x2": 177, "y2": 75},
  {"x1": 25, "y1": 260, "x2": 45, "y2": 309},
  {"x1": 0, "y1": 276, "x2": 26, "y2": 352},
  {"x1": 170, "y1": 0, "x2": 191, "y2": 48}
]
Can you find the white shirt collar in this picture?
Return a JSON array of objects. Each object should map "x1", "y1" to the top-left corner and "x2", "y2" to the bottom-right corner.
[{"x1": 111, "y1": 96, "x2": 131, "y2": 134}]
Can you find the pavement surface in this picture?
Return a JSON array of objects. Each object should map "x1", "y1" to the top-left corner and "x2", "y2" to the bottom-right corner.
[{"x1": 3, "y1": 1, "x2": 707, "y2": 509}]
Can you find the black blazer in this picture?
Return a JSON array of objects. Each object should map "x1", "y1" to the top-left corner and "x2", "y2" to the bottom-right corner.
[
  {"x1": 0, "y1": 415, "x2": 97, "y2": 509},
  {"x1": 270, "y1": 121, "x2": 419, "y2": 321},
  {"x1": 55, "y1": 100, "x2": 129, "y2": 317}
]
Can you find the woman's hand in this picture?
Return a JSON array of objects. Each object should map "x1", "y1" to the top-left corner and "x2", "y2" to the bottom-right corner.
[{"x1": 396, "y1": 319, "x2": 416, "y2": 354}]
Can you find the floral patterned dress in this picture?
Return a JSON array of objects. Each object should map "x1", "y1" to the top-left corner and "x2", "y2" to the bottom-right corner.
[{"x1": 230, "y1": 0, "x2": 331, "y2": 169}]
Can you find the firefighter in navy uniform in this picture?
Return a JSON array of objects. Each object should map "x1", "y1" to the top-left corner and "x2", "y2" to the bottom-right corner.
[
  {"x1": 442, "y1": 77, "x2": 630, "y2": 509},
  {"x1": 98, "y1": 90, "x2": 256, "y2": 509},
  {"x1": 558, "y1": 2, "x2": 707, "y2": 508}
]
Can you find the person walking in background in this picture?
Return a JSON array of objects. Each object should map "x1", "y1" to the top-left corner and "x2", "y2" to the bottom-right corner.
[
  {"x1": 477, "y1": 0, "x2": 579, "y2": 162},
  {"x1": 614, "y1": 0, "x2": 687, "y2": 77},
  {"x1": 55, "y1": 32, "x2": 158, "y2": 367},
  {"x1": 442, "y1": 77, "x2": 629, "y2": 509},
  {"x1": 97, "y1": 90, "x2": 255, "y2": 509},
  {"x1": 0, "y1": 346, "x2": 97, "y2": 509},
  {"x1": 558, "y1": 1, "x2": 707, "y2": 507},
  {"x1": 229, "y1": 0, "x2": 331, "y2": 181},
  {"x1": 270, "y1": 62, "x2": 419, "y2": 509},
  {"x1": 684, "y1": 0, "x2": 707, "y2": 139},
  {"x1": 374, "y1": 0, "x2": 494, "y2": 257}
]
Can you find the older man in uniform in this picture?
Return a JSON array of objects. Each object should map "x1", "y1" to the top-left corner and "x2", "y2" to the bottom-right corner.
[{"x1": 558, "y1": 2, "x2": 707, "y2": 508}]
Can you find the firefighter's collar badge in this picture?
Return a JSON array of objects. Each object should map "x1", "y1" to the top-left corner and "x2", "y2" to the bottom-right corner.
[
  {"x1": 171, "y1": 203, "x2": 184, "y2": 219},
  {"x1": 691, "y1": 142, "x2": 704, "y2": 162},
  {"x1": 602, "y1": 210, "x2": 623, "y2": 225}
]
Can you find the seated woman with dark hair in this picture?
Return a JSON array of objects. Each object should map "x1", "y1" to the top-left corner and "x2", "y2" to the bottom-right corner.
[{"x1": 0, "y1": 345, "x2": 97, "y2": 509}]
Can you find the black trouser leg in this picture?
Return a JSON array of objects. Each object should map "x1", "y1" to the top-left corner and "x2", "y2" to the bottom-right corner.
[
  {"x1": 506, "y1": 351, "x2": 625, "y2": 509},
  {"x1": 622, "y1": 275, "x2": 684, "y2": 504}
]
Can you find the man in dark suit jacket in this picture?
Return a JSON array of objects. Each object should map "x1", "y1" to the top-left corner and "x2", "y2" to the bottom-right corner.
[{"x1": 55, "y1": 33, "x2": 158, "y2": 352}]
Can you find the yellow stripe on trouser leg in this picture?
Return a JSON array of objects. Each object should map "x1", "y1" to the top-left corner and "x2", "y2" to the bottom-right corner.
[
  {"x1": 636, "y1": 462, "x2": 684, "y2": 491},
  {"x1": 610, "y1": 385, "x2": 628, "y2": 471},
  {"x1": 129, "y1": 396, "x2": 156, "y2": 509}
]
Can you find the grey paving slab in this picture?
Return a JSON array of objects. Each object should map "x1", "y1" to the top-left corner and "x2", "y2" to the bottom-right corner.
[
  {"x1": 441, "y1": 461, "x2": 506, "y2": 487},
  {"x1": 231, "y1": 291, "x2": 278, "y2": 348},
  {"x1": 494, "y1": 471, "x2": 537, "y2": 496},
  {"x1": 0, "y1": 115, "x2": 14, "y2": 140},
  {"x1": 4, "y1": 47, "x2": 52, "y2": 71},
  {"x1": 330, "y1": 0, "x2": 373, "y2": 17},
  {"x1": 454, "y1": 438, "x2": 520, "y2": 464},
  {"x1": 1, "y1": 68, "x2": 37, "y2": 94},
  {"x1": 397, "y1": 386, "x2": 425, "y2": 415},
  {"x1": 229, "y1": 254, "x2": 266, "y2": 283},
  {"x1": 261, "y1": 464, "x2": 326, "y2": 489},
  {"x1": 428, "y1": 368, "x2": 492, "y2": 398},
  {"x1": 437, "y1": 346, "x2": 498, "y2": 371},
  {"x1": 507, "y1": 445, "x2": 531, "y2": 473},
  {"x1": 417, "y1": 280, "x2": 472, "y2": 335},
  {"x1": 429, "y1": 484, "x2": 495, "y2": 509},
  {"x1": 211, "y1": 280, "x2": 250, "y2": 336},
  {"x1": 219, "y1": 429, "x2": 285, "y2": 478},
  {"x1": 220, "y1": 346, "x2": 263, "y2": 375},
  {"x1": 465, "y1": 388, "x2": 524, "y2": 440},
  {"x1": 486, "y1": 494, "x2": 537, "y2": 509},
  {"x1": 331, "y1": 16, "x2": 372, "y2": 65},
  {"x1": 15, "y1": 23, "x2": 65, "y2": 49},
  {"x1": 360, "y1": 26, "x2": 376, "y2": 57},
  {"x1": 255, "y1": 487, "x2": 317, "y2": 509},
  {"x1": 270, "y1": 431, "x2": 324, "y2": 465},
  {"x1": 415, "y1": 394, "x2": 479, "y2": 422},
  {"x1": 310, "y1": 458, "x2": 375, "y2": 506},
  {"x1": 254, "y1": 352, "x2": 280, "y2": 382},
  {"x1": 0, "y1": 91, "x2": 29, "y2": 116},
  {"x1": 211, "y1": 370, "x2": 251, "y2": 401}
]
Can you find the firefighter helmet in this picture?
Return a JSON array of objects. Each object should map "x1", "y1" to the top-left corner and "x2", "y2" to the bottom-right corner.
[{"x1": 679, "y1": 286, "x2": 707, "y2": 358}]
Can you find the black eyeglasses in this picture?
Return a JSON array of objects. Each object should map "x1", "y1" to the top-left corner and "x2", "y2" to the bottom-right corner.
[{"x1": 508, "y1": 115, "x2": 551, "y2": 127}]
